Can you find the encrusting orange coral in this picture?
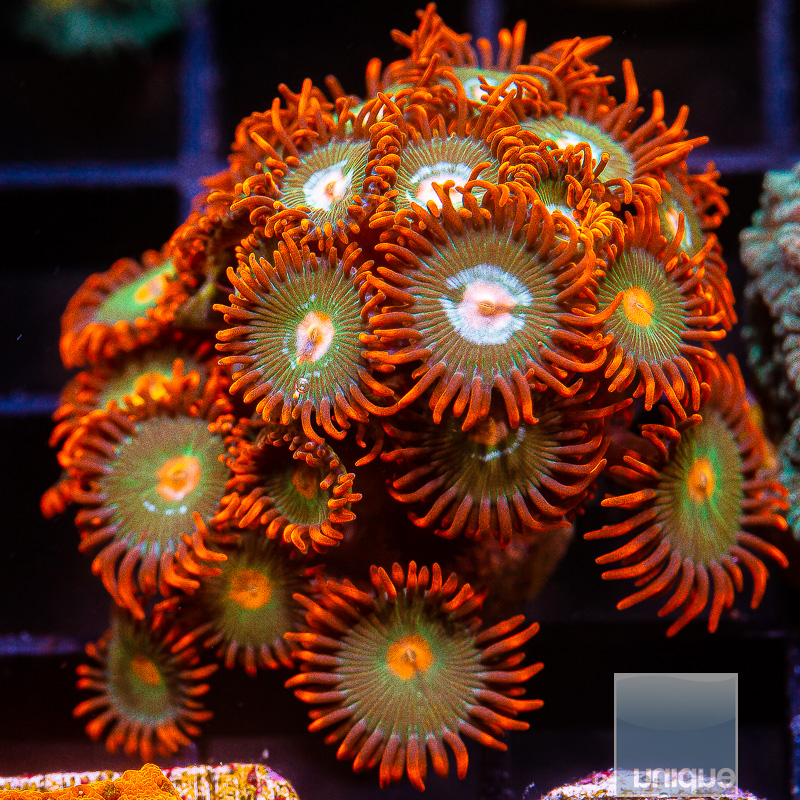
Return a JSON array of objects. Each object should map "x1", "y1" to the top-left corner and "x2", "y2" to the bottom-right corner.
[
  {"x1": 0, "y1": 763, "x2": 177, "y2": 800},
  {"x1": 0, "y1": 764, "x2": 300, "y2": 800}
]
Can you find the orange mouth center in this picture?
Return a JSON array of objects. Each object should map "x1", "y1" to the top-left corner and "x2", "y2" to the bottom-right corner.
[
  {"x1": 228, "y1": 569, "x2": 272, "y2": 610},
  {"x1": 622, "y1": 286, "x2": 655, "y2": 327},
  {"x1": 386, "y1": 634, "x2": 434, "y2": 680},
  {"x1": 134, "y1": 273, "x2": 168, "y2": 305},
  {"x1": 469, "y1": 415, "x2": 510, "y2": 448},
  {"x1": 687, "y1": 456, "x2": 716, "y2": 505},
  {"x1": 291, "y1": 464, "x2": 319, "y2": 501},
  {"x1": 476, "y1": 297, "x2": 515, "y2": 317},
  {"x1": 131, "y1": 654, "x2": 162, "y2": 686},
  {"x1": 155, "y1": 455, "x2": 201, "y2": 503}
]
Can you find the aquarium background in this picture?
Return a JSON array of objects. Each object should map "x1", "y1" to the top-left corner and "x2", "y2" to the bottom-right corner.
[{"x1": 0, "y1": 0, "x2": 798, "y2": 798}]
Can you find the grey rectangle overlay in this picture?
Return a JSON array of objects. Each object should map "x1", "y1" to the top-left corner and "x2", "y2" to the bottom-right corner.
[{"x1": 614, "y1": 673, "x2": 738, "y2": 797}]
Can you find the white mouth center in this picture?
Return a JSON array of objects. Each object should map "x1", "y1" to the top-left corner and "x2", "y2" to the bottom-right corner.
[
  {"x1": 303, "y1": 159, "x2": 352, "y2": 210},
  {"x1": 295, "y1": 310, "x2": 335, "y2": 364},
  {"x1": 408, "y1": 161, "x2": 473, "y2": 208},
  {"x1": 555, "y1": 129, "x2": 604, "y2": 168},
  {"x1": 462, "y1": 75, "x2": 501, "y2": 102},
  {"x1": 440, "y1": 264, "x2": 531, "y2": 345}
]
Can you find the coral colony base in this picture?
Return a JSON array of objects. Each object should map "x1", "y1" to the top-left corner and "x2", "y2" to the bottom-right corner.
[
  {"x1": 0, "y1": 763, "x2": 300, "y2": 800},
  {"x1": 43, "y1": 3, "x2": 790, "y2": 791}
]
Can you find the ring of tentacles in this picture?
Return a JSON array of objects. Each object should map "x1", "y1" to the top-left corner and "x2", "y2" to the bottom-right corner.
[
  {"x1": 522, "y1": 113, "x2": 634, "y2": 195},
  {"x1": 49, "y1": 340, "x2": 214, "y2": 452},
  {"x1": 364, "y1": 181, "x2": 605, "y2": 429},
  {"x1": 386, "y1": 8, "x2": 607, "y2": 107},
  {"x1": 168, "y1": 526, "x2": 318, "y2": 675},
  {"x1": 232, "y1": 97, "x2": 395, "y2": 250},
  {"x1": 497, "y1": 138, "x2": 619, "y2": 241},
  {"x1": 214, "y1": 417, "x2": 360, "y2": 554},
  {"x1": 65, "y1": 370, "x2": 233, "y2": 618},
  {"x1": 285, "y1": 561, "x2": 542, "y2": 791},
  {"x1": 60, "y1": 250, "x2": 175, "y2": 368},
  {"x1": 44, "y1": 347, "x2": 215, "y2": 521},
  {"x1": 595, "y1": 198, "x2": 726, "y2": 418},
  {"x1": 382, "y1": 394, "x2": 607, "y2": 545},
  {"x1": 273, "y1": 137, "x2": 372, "y2": 237},
  {"x1": 441, "y1": 64, "x2": 555, "y2": 120},
  {"x1": 74, "y1": 609, "x2": 216, "y2": 762},
  {"x1": 366, "y1": 81, "x2": 517, "y2": 230},
  {"x1": 658, "y1": 168, "x2": 736, "y2": 330},
  {"x1": 392, "y1": 133, "x2": 500, "y2": 211},
  {"x1": 216, "y1": 233, "x2": 392, "y2": 443},
  {"x1": 518, "y1": 59, "x2": 706, "y2": 206},
  {"x1": 584, "y1": 355, "x2": 789, "y2": 636}
]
